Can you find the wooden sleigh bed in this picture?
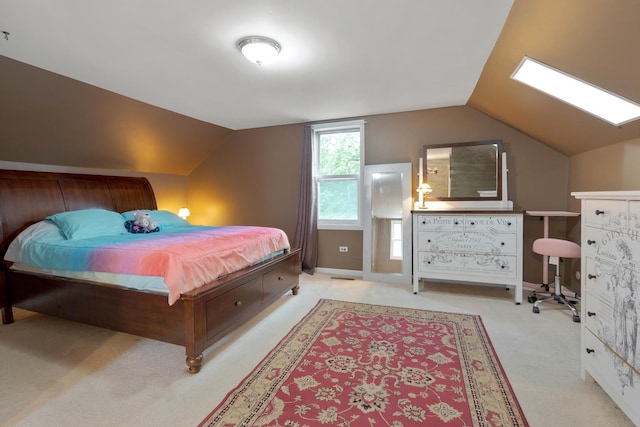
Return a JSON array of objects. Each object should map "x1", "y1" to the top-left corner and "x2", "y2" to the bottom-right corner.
[{"x1": 0, "y1": 169, "x2": 300, "y2": 373}]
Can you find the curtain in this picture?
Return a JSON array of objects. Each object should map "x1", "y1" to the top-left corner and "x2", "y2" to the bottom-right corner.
[{"x1": 293, "y1": 125, "x2": 318, "y2": 274}]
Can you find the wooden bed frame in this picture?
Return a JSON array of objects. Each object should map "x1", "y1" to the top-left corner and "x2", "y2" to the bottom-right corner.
[{"x1": 0, "y1": 169, "x2": 300, "y2": 373}]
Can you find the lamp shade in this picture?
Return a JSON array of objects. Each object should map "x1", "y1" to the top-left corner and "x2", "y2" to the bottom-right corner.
[
  {"x1": 178, "y1": 207, "x2": 191, "y2": 219},
  {"x1": 237, "y1": 36, "x2": 281, "y2": 65},
  {"x1": 417, "y1": 183, "x2": 432, "y2": 193}
]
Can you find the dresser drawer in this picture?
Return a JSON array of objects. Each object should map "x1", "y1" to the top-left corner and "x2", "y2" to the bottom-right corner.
[
  {"x1": 416, "y1": 214, "x2": 464, "y2": 231},
  {"x1": 417, "y1": 251, "x2": 518, "y2": 278},
  {"x1": 418, "y1": 230, "x2": 518, "y2": 254},
  {"x1": 205, "y1": 276, "x2": 263, "y2": 341},
  {"x1": 585, "y1": 257, "x2": 639, "y2": 371},
  {"x1": 584, "y1": 257, "x2": 607, "y2": 296},
  {"x1": 263, "y1": 256, "x2": 298, "y2": 301},
  {"x1": 583, "y1": 226, "x2": 640, "y2": 265},
  {"x1": 584, "y1": 287, "x2": 613, "y2": 343},
  {"x1": 463, "y1": 215, "x2": 518, "y2": 232},
  {"x1": 583, "y1": 331, "x2": 640, "y2": 425},
  {"x1": 584, "y1": 199, "x2": 627, "y2": 230}
]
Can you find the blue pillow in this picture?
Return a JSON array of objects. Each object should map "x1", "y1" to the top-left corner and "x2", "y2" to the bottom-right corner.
[
  {"x1": 121, "y1": 209, "x2": 190, "y2": 228},
  {"x1": 47, "y1": 208, "x2": 127, "y2": 240}
]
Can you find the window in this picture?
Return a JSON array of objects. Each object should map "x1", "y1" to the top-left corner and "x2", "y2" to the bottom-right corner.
[
  {"x1": 390, "y1": 219, "x2": 402, "y2": 260},
  {"x1": 313, "y1": 120, "x2": 365, "y2": 230}
]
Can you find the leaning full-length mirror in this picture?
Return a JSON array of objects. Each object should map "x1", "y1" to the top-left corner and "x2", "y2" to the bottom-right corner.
[
  {"x1": 424, "y1": 140, "x2": 502, "y2": 200},
  {"x1": 363, "y1": 163, "x2": 412, "y2": 285}
]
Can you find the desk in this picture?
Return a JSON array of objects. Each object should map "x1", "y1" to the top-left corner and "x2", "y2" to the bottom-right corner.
[{"x1": 525, "y1": 210, "x2": 580, "y2": 285}]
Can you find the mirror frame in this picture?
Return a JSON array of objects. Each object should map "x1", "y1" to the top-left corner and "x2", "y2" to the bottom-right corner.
[{"x1": 423, "y1": 140, "x2": 503, "y2": 201}]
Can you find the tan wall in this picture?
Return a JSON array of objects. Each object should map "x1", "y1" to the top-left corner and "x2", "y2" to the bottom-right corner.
[
  {"x1": 188, "y1": 106, "x2": 572, "y2": 281},
  {"x1": 0, "y1": 160, "x2": 188, "y2": 214},
  {"x1": 568, "y1": 137, "x2": 640, "y2": 210},
  {"x1": 0, "y1": 56, "x2": 231, "y2": 176},
  {"x1": 187, "y1": 124, "x2": 304, "y2": 240},
  {"x1": 2, "y1": 53, "x2": 580, "y2": 285},
  {"x1": 564, "y1": 137, "x2": 640, "y2": 290}
]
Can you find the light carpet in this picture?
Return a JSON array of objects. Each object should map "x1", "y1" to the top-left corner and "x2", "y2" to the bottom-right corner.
[{"x1": 199, "y1": 298, "x2": 528, "y2": 426}]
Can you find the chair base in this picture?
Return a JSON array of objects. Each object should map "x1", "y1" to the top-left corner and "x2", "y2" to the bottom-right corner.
[
  {"x1": 532, "y1": 274, "x2": 580, "y2": 322},
  {"x1": 533, "y1": 293, "x2": 581, "y2": 322},
  {"x1": 527, "y1": 283, "x2": 552, "y2": 303}
]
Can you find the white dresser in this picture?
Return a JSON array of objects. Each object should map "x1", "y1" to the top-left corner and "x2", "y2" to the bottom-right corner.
[
  {"x1": 412, "y1": 211, "x2": 523, "y2": 304},
  {"x1": 572, "y1": 191, "x2": 640, "y2": 425}
]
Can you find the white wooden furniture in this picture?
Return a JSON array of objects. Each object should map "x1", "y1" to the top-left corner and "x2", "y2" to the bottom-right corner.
[
  {"x1": 412, "y1": 211, "x2": 523, "y2": 304},
  {"x1": 572, "y1": 191, "x2": 640, "y2": 425}
]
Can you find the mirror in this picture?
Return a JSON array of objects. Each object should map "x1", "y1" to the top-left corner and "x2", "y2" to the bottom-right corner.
[
  {"x1": 424, "y1": 140, "x2": 502, "y2": 200},
  {"x1": 363, "y1": 163, "x2": 412, "y2": 285}
]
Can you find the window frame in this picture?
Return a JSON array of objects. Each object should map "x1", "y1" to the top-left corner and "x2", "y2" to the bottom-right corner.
[
  {"x1": 389, "y1": 219, "x2": 403, "y2": 260},
  {"x1": 312, "y1": 119, "x2": 365, "y2": 231}
]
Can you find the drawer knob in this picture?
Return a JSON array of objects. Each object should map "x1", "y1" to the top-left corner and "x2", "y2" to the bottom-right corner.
[
  {"x1": 585, "y1": 348, "x2": 595, "y2": 354},
  {"x1": 454, "y1": 221, "x2": 459, "y2": 225},
  {"x1": 507, "y1": 221, "x2": 512, "y2": 226},
  {"x1": 587, "y1": 240, "x2": 596, "y2": 245},
  {"x1": 500, "y1": 242, "x2": 505, "y2": 246},
  {"x1": 235, "y1": 300, "x2": 242, "y2": 306},
  {"x1": 422, "y1": 220, "x2": 426, "y2": 224},
  {"x1": 427, "y1": 239, "x2": 431, "y2": 243},
  {"x1": 469, "y1": 221, "x2": 475, "y2": 225},
  {"x1": 587, "y1": 311, "x2": 596, "y2": 317},
  {"x1": 588, "y1": 274, "x2": 597, "y2": 280},
  {"x1": 595, "y1": 209, "x2": 605, "y2": 216}
]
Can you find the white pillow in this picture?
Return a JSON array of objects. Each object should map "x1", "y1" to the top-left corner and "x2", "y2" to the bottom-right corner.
[{"x1": 4, "y1": 221, "x2": 65, "y2": 262}]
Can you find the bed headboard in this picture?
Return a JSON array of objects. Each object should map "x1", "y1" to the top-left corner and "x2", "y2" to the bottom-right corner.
[{"x1": 0, "y1": 169, "x2": 157, "y2": 259}]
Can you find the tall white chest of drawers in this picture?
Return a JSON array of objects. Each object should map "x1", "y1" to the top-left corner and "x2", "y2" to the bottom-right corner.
[
  {"x1": 573, "y1": 191, "x2": 640, "y2": 425},
  {"x1": 412, "y1": 211, "x2": 523, "y2": 304}
]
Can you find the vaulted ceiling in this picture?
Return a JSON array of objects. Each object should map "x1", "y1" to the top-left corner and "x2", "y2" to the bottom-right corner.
[
  {"x1": 1, "y1": 0, "x2": 639, "y2": 163},
  {"x1": 468, "y1": 0, "x2": 640, "y2": 156}
]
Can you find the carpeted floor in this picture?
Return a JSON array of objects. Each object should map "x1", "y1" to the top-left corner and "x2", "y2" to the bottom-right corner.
[
  {"x1": 200, "y1": 299, "x2": 528, "y2": 426},
  {"x1": 0, "y1": 273, "x2": 634, "y2": 426}
]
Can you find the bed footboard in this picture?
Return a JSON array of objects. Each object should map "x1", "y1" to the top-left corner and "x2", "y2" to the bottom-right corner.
[
  {"x1": 3, "y1": 249, "x2": 300, "y2": 373},
  {"x1": 182, "y1": 248, "x2": 301, "y2": 373}
]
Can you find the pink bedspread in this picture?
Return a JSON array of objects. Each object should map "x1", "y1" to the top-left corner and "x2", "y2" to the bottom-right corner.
[
  {"x1": 53, "y1": 226, "x2": 290, "y2": 305},
  {"x1": 102, "y1": 226, "x2": 290, "y2": 305}
]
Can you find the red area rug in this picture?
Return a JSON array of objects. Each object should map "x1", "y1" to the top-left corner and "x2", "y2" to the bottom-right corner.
[{"x1": 199, "y1": 299, "x2": 528, "y2": 426}]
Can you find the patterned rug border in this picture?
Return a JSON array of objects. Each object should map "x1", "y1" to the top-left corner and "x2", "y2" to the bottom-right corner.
[{"x1": 199, "y1": 298, "x2": 529, "y2": 426}]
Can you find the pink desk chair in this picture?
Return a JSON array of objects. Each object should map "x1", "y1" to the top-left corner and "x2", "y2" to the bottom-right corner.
[{"x1": 531, "y1": 237, "x2": 581, "y2": 322}]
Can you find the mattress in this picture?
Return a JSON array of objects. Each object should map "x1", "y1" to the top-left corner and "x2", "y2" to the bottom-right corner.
[{"x1": 5, "y1": 220, "x2": 290, "y2": 304}]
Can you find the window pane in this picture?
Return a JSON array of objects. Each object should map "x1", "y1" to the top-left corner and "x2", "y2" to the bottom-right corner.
[
  {"x1": 318, "y1": 131, "x2": 361, "y2": 176},
  {"x1": 318, "y1": 179, "x2": 358, "y2": 220},
  {"x1": 391, "y1": 240, "x2": 403, "y2": 259},
  {"x1": 391, "y1": 221, "x2": 402, "y2": 239}
]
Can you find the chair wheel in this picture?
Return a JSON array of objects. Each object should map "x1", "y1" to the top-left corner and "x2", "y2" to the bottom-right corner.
[
  {"x1": 527, "y1": 295, "x2": 537, "y2": 303},
  {"x1": 533, "y1": 306, "x2": 540, "y2": 314},
  {"x1": 573, "y1": 315, "x2": 581, "y2": 323}
]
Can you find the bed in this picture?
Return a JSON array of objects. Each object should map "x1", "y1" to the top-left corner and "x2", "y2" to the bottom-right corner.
[{"x1": 0, "y1": 169, "x2": 301, "y2": 373}]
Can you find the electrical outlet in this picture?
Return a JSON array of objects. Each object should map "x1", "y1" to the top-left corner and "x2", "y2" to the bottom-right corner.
[{"x1": 339, "y1": 246, "x2": 348, "y2": 253}]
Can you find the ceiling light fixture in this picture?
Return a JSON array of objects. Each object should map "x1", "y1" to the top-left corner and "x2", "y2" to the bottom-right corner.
[
  {"x1": 237, "y1": 36, "x2": 281, "y2": 65},
  {"x1": 511, "y1": 56, "x2": 640, "y2": 126}
]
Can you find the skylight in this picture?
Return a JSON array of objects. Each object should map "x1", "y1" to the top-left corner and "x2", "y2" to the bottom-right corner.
[{"x1": 511, "y1": 56, "x2": 640, "y2": 126}]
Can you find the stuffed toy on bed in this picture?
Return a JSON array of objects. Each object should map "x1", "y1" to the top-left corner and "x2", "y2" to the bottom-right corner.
[{"x1": 125, "y1": 211, "x2": 159, "y2": 234}]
